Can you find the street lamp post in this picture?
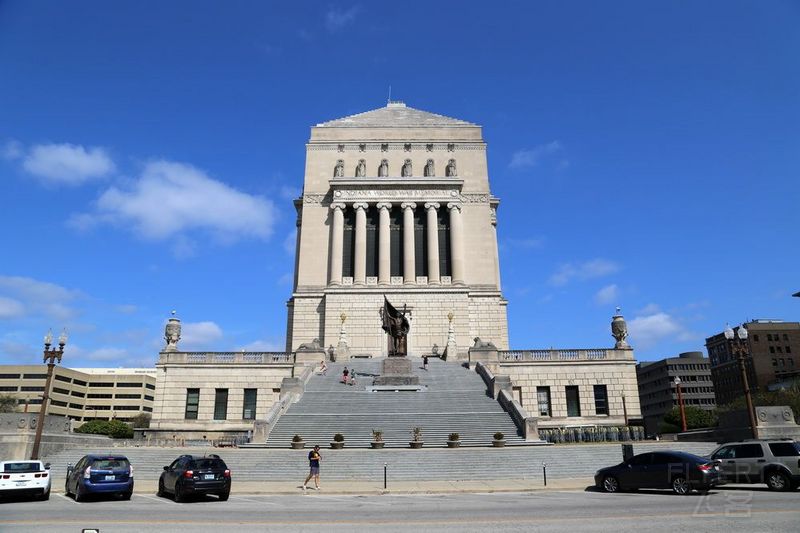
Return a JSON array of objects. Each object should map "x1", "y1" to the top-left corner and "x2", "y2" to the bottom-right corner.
[
  {"x1": 674, "y1": 376, "x2": 687, "y2": 432},
  {"x1": 724, "y1": 324, "x2": 758, "y2": 439},
  {"x1": 30, "y1": 329, "x2": 67, "y2": 460}
]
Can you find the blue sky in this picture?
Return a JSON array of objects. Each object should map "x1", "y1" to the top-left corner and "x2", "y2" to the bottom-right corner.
[{"x1": 1, "y1": 1, "x2": 798, "y2": 367}]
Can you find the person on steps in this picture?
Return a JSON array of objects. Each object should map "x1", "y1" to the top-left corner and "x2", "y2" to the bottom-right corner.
[
  {"x1": 303, "y1": 445, "x2": 321, "y2": 491},
  {"x1": 342, "y1": 366, "x2": 349, "y2": 384}
]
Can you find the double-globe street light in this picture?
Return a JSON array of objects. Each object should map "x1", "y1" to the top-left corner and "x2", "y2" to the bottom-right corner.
[
  {"x1": 30, "y1": 329, "x2": 67, "y2": 460},
  {"x1": 724, "y1": 323, "x2": 758, "y2": 439}
]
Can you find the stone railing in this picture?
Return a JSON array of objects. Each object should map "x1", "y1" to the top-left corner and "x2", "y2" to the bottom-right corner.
[
  {"x1": 158, "y1": 352, "x2": 294, "y2": 364},
  {"x1": 498, "y1": 349, "x2": 622, "y2": 362}
]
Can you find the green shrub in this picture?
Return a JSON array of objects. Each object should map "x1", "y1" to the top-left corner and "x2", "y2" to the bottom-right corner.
[
  {"x1": 662, "y1": 406, "x2": 717, "y2": 430},
  {"x1": 493, "y1": 431, "x2": 504, "y2": 441},
  {"x1": 0, "y1": 394, "x2": 17, "y2": 413},
  {"x1": 448, "y1": 433, "x2": 460, "y2": 441},
  {"x1": 333, "y1": 433, "x2": 344, "y2": 442},
  {"x1": 75, "y1": 419, "x2": 133, "y2": 439},
  {"x1": 292, "y1": 434, "x2": 303, "y2": 442}
]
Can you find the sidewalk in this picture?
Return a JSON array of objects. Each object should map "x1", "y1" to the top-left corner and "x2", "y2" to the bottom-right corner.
[{"x1": 53, "y1": 477, "x2": 595, "y2": 495}]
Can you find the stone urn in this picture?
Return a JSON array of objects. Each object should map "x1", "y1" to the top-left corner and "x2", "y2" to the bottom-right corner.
[
  {"x1": 371, "y1": 430, "x2": 385, "y2": 449},
  {"x1": 492, "y1": 432, "x2": 506, "y2": 447},
  {"x1": 447, "y1": 433, "x2": 461, "y2": 448},
  {"x1": 370, "y1": 441, "x2": 385, "y2": 449},
  {"x1": 409, "y1": 427, "x2": 423, "y2": 448},
  {"x1": 409, "y1": 441, "x2": 424, "y2": 449},
  {"x1": 291, "y1": 435, "x2": 305, "y2": 449},
  {"x1": 330, "y1": 434, "x2": 345, "y2": 449}
]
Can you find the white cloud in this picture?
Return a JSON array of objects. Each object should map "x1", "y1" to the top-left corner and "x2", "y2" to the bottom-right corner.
[
  {"x1": 2, "y1": 140, "x2": 23, "y2": 160},
  {"x1": 238, "y1": 339, "x2": 285, "y2": 352},
  {"x1": 279, "y1": 185, "x2": 300, "y2": 200},
  {"x1": 509, "y1": 141, "x2": 564, "y2": 169},
  {"x1": 549, "y1": 258, "x2": 620, "y2": 286},
  {"x1": 325, "y1": 6, "x2": 360, "y2": 32},
  {"x1": 628, "y1": 312, "x2": 693, "y2": 349},
  {"x1": 0, "y1": 275, "x2": 80, "y2": 321},
  {"x1": 283, "y1": 229, "x2": 297, "y2": 255},
  {"x1": 114, "y1": 304, "x2": 138, "y2": 314},
  {"x1": 181, "y1": 321, "x2": 223, "y2": 348},
  {"x1": 594, "y1": 284, "x2": 619, "y2": 306},
  {"x1": 85, "y1": 347, "x2": 129, "y2": 361},
  {"x1": 637, "y1": 303, "x2": 662, "y2": 315},
  {"x1": 501, "y1": 237, "x2": 544, "y2": 251},
  {"x1": 72, "y1": 160, "x2": 276, "y2": 253},
  {"x1": 0, "y1": 296, "x2": 25, "y2": 319},
  {"x1": 22, "y1": 143, "x2": 115, "y2": 185}
]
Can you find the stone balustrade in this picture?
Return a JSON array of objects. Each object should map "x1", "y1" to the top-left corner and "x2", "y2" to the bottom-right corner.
[
  {"x1": 158, "y1": 352, "x2": 293, "y2": 364},
  {"x1": 497, "y1": 349, "x2": 631, "y2": 362}
]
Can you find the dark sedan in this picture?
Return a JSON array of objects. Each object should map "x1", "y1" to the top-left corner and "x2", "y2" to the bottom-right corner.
[
  {"x1": 158, "y1": 454, "x2": 231, "y2": 502},
  {"x1": 594, "y1": 451, "x2": 722, "y2": 495}
]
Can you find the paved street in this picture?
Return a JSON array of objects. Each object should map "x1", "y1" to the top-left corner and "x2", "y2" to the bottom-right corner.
[{"x1": 1, "y1": 487, "x2": 798, "y2": 532}]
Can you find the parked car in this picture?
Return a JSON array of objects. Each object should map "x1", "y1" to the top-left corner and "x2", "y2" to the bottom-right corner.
[
  {"x1": 0, "y1": 460, "x2": 51, "y2": 500},
  {"x1": 158, "y1": 454, "x2": 231, "y2": 502},
  {"x1": 595, "y1": 451, "x2": 722, "y2": 495},
  {"x1": 64, "y1": 454, "x2": 133, "y2": 501},
  {"x1": 709, "y1": 439, "x2": 800, "y2": 491}
]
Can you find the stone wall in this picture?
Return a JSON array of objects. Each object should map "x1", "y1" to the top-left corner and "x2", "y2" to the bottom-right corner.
[
  {"x1": 150, "y1": 363, "x2": 293, "y2": 433},
  {"x1": 0, "y1": 413, "x2": 111, "y2": 459}
]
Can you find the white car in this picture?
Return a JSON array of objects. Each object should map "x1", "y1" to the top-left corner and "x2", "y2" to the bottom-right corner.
[{"x1": 0, "y1": 460, "x2": 52, "y2": 500}]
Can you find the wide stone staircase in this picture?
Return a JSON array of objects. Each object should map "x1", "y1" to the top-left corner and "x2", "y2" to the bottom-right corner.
[
  {"x1": 40, "y1": 442, "x2": 717, "y2": 483},
  {"x1": 265, "y1": 357, "x2": 525, "y2": 448}
]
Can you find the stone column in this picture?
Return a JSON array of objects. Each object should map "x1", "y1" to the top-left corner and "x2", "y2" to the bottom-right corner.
[
  {"x1": 377, "y1": 202, "x2": 392, "y2": 285},
  {"x1": 329, "y1": 203, "x2": 345, "y2": 285},
  {"x1": 353, "y1": 202, "x2": 368, "y2": 285},
  {"x1": 448, "y1": 202, "x2": 465, "y2": 285},
  {"x1": 401, "y1": 202, "x2": 416, "y2": 284},
  {"x1": 425, "y1": 202, "x2": 440, "y2": 285}
]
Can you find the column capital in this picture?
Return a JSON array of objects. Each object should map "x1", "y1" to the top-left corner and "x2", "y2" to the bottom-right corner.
[
  {"x1": 376, "y1": 202, "x2": 392, "y2": 211},
  {"x1": 424, "y1": 202, "x2": 440, "y2": 211},
  {"x1": 330, "y1": 202, "x2": 346, "y2": 211},
  {"x1": 401, "y1": 202, "x2": 417, "y2": 210},
  {"x1": 446, "y1": 202, "x2": 462, "y2": 212},
  {"x1": 352, "y1": 202, "x2": 369, "y2": 211}
]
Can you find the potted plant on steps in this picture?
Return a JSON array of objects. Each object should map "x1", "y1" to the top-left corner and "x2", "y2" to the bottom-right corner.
[
  {"x1": 291, "y1": 434, "x2": 305, "y2": 449},
  {"x1": 447, "y1": 432, "x2": 461, "y2": 448},
  {"x1": 371, "y1": 429, "x2": 385, "y2": 449},
  {"x1": 331, "y1": 433, "x2": 345, "y2": 449},
  {"x1": 492, "y1": 431, "x2": 506, "y2": 447},
  {"x1": 409, "y1": 427, "x2": 424, "y2": 449}
]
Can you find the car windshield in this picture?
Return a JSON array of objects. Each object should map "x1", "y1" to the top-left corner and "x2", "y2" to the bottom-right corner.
[
  {"x1": 3, "y1": 462, "x2": 41, "y2": 473},
  {"x1": 191, "y1": 459, "x2": 225, "y2": 470},
  {"x1": 91, "y1": 458, "x2": 130, "y2": 470}
]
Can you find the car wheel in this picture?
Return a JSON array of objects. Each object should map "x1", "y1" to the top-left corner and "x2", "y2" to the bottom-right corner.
[
  {"x1": 766, "y1": 471, "x2": 791, "y2": 492},
  {"x1": 74, "y1": 484, "x2": 85, "y2": 502},
  {"x1": 671, "y1": 476, "x2": 690, "y2": 495},
  {"x1": 40, "y1": 487, "x2": 51, "y2": 501},
  {"x1": 174, "y1": 481, "x2": 185, "y2": 503},
  {"x1": 121, "y1": 491, "x2": 132, "y2": 500},
  {"x1": 602, "y1": 475, "x2": 620, "y2": 493},
  {"x1": 218, "y1": 490, "x2": 230, "y2": 501},
  {"x1": 157, "y1": 478, "x2": 166, "y2": 498},
  {"x1": 64, "y1": 480, "x2": 71, "y2": 496}
]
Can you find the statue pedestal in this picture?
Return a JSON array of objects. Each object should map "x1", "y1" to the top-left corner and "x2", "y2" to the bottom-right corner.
[{"x1": 373, "y1": 357, "x2": 419, "y2": 386}]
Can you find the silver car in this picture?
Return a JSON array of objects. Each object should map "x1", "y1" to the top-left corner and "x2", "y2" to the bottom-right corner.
[{"x1": 709, "y1": 439, "x2": 800, "y2": 491}]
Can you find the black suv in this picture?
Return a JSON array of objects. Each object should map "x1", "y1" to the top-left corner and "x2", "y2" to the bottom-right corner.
[
  {"x1": 709, "y1": 439, "x2": 800, "y2": 491},
  {"x1": 158, "y1": 454, "x2": 231, "y2": 502}
]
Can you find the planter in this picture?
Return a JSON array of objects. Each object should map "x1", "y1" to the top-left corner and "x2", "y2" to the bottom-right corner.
[
  {"x1": 291, "y1": 441, "x2": 305, "y2": 449},
  {"x1": 330, "y1": 442, "x2": 344, "y2": 449},
  {"x1": 370, "y1": 442, "x2": 385, "y2": 449},
  {"x1": 492, "y1": 440, "x2": 506, "y2": 448},
  {"x1": 409, "y1": 441, "x2": 424, "y2": 449},
  {"x1": 446, "y1": 440, "x2": 461, "y2": 448}
]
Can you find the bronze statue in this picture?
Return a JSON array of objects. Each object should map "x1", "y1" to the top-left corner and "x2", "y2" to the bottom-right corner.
[{"x1": 381, "y1": 296, "x2": 410, "y2": 356}]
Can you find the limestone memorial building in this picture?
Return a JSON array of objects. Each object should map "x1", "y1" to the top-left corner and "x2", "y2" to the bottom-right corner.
[
  {"x1": 149, "y1": 103, "x2": 642, "y2": 444},
  {"x1": 287, "y1": 101, "x2": 507, "y2": 357}
]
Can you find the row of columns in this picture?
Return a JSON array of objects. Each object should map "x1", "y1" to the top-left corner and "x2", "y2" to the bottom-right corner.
[{"x1": 329, "y1": 201, "x2": 465, "y2": 286}]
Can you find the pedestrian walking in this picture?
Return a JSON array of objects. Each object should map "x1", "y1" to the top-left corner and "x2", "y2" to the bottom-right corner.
[
  {"x1": 342, "y1": 366, "x2": 349, "y2": 385},
  {"x1": 318, "y1": 360, "x2": 328, "y2": 375},
  {"x1": 303, "y1": 445, "x2": 321, "y2": 491},
  {"x1": 423, "y1": 355, "x2": 429, "y2": 370}
]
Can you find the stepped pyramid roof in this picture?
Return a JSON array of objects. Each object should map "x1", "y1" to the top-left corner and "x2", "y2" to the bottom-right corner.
[{"x1": 316, "y1": 102, "x2": 476, "y2": 128}]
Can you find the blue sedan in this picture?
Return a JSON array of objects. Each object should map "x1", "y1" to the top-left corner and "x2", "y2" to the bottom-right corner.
[{"x1": 64, "y1": 454, "x2": 133, "y2": 502}]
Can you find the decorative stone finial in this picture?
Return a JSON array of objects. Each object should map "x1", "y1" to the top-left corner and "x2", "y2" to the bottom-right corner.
[
  {"x1": 340, "y1": 312, "x2": 347, "y2": 325},
  {"x1": 164, "y1": 313, "x2": 182, "y2": 352},
  {"x1": 447, "y1": 311, "x2": 454, "y2": 323},
  {"x1": 611, "y1": 308, "x2": 630, "y2": 349}
]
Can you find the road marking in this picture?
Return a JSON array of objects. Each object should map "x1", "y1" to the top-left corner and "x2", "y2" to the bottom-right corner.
[
  {"x1": 56, "y1": 493, "x2": 79, "y2": 504},
  {"x1": 135, "y1": 493, "x2": 177, "y2": 505},
  {"x1": 228, "y1": 496, "x2": 283, "y2": 506}
]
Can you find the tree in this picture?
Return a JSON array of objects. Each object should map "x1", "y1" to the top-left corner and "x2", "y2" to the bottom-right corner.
[
  {"x1": 720, "y1": 386, "x2": 800, "y2": 424},
  {"x1": 0, "y1": 394, "x2": 17, "y2": 413},
  {"x1": 663, "y1": 406, "x2": 717, "y2": 430},
  {"x1": 130, "y1": 413, "x2": 151, "y2": 428}
]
